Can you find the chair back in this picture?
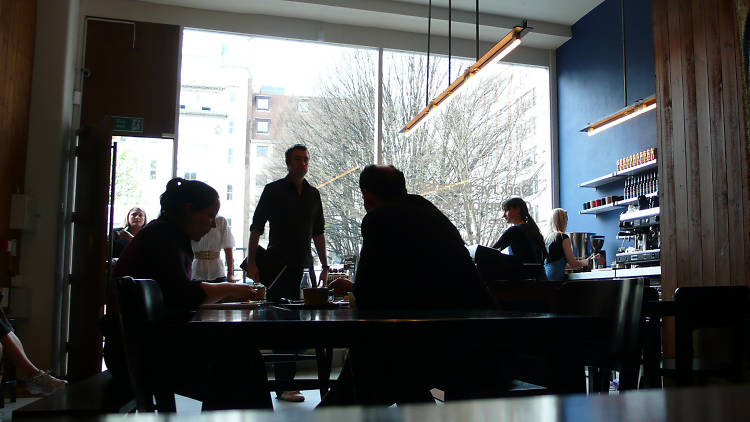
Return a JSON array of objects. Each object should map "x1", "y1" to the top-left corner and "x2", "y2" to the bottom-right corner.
[
  {"x1": 674, "y1": 286, "x2": 750, "y2": 384},
  {"x1": 115, "y1": 276, "x2": 176, "y2": 412},
  {"x1": 486, "y1": 280, "x2": 565, "y2": 312},
  {"x1": 556, "y1": 278, "x2": 646, "y2": 390}
]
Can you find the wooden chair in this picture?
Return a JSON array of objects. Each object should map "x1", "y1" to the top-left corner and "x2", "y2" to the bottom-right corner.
[
  {"x1": 665, "y1": 286, "x2": 750, "y2": 386},
  {"x1": 556, "y1": 278, "x2": 647, "y2": 392},
  {"x1": 115, "y1": 277, "x2": 176, "y2": 412},
  {"x1": 263, "y1": 348, "x2": 335, "y2": 397}
]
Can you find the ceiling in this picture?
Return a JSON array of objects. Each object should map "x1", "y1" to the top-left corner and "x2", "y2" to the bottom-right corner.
[{"x1": 137, "y1": 0, "x2": 606, "y2": 49}]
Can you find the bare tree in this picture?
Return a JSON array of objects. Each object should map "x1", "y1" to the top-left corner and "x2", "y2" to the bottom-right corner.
[{"x1": 267, "y1": 50, "x2": 542, "y2": 262}]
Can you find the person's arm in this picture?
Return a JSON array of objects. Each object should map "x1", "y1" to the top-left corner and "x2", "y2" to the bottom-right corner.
[
  {"x1": 247, "y1": 186, "x2": 271, "y2": 281},
  {"x1": 313, "y1": 234, "x2": 328, "y2": 287},
  {"x1": 246, "y1": 231, "x2": 261, "y2": 281},
  {"x1": 224, "y1": 247, "x2": 235, "y2": 282},
  {"x1": 200, "y1": 282, "x2": 262, "y2": 304},
  {"x1": 562, "y1": 237, "x2": 586, "y2": 269},
  {"x1": 491, "y1": 227, "x2": 514, "y2": 251},
  {"x1": 220, "y1": 218, "x2": 236, "y2": 282}
]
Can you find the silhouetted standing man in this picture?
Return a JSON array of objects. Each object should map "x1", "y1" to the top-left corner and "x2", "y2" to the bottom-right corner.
[{"x1": 247, "y1": 144, "x2": 329, "y2": 402}]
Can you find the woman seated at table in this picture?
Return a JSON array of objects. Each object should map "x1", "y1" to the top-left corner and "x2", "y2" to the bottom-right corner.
[
  {"x1": 112, "y1": 207, "x2": 146, "y2": 259},
  {"x1": 491, "y1": 197, "x2": 547, "y2": 279},
  {"x1": 103, "y1": 177, "x2": 269, "y2": 410},
  {"x1": 544, "y1": 208, "x2": 603, "y2": 280}
]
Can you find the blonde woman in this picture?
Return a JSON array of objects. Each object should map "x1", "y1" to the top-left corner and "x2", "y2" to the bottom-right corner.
[{"x1": 544, "y1": 208, "x2": 598, "y2": 280}]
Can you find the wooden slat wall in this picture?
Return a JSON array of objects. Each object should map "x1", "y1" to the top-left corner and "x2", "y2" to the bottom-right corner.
[
  {"x1": 652, "y1": 0, "x2": 750, "y2": 297},
  {"x1": 0, "y1": 1, "x2": 36, "y2": 287}
]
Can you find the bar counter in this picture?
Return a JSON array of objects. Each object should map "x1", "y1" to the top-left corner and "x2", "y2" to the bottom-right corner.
[{"x1": 568, "y1": 266, "x2": 661, "y2": 280}]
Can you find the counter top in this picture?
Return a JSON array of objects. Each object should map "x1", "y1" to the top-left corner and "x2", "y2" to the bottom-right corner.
[{"x1": 568, "y1": 266, "x2": 661, "y2": 280}]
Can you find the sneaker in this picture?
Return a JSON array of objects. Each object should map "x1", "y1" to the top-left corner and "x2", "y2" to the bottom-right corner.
[
  {"x1": 24, "y1": 370, "x2": 68, "y2": 396},
  {"x1": 277, "y1": 391, "x2": 305, "y2": 402}
]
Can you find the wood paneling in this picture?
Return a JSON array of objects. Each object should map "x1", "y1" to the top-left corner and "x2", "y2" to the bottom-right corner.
[
  {"x1": 653, "y1": 0, "x2": 750, "y2": 297},
  {"x1": 0, "y1": 0, "x2": 36, "y2": 287}
]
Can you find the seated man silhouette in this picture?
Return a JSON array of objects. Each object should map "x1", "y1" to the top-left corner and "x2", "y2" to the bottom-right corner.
[{"x1": 324, "y1": 165, "x2": 510, "y2": 406}]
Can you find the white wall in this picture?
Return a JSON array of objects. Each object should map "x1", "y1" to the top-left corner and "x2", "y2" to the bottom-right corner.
[{"x1": 21, "y1": 0, "x2": 80, "y2": 371}]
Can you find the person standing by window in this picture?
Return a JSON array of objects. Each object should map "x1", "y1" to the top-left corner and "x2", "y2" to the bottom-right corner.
[
  {"x1": 191, "y1": 215, "x2": 235, "y2": 283},
  {"x1": 245, "y1": 144, "x2": 330, "y2": 403}
]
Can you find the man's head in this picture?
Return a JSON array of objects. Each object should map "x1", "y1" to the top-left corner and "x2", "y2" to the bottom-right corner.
[
  {"x1": 285, "y1": 144, "x2": 309, "y2": 179},
  {"x1": 359, "y1": 165, "x2": 407, "y2": 212}
]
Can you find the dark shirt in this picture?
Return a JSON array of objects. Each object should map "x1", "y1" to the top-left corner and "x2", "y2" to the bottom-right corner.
[
  {"x1": 250, "y1": 177, "x2": 324, "y2": 269},
  {"x1": 492, "y1": 224, "x2": 545, "y2": 264},
  {"x1": 546, "y1": 233, "x2": 569, "y2": 262},
  {"x1": 352, "y1": 194, "x2": 492, "y2": 309},
  {"x1": 113, "y1": 219, "x2": 206, "y2": 320}
]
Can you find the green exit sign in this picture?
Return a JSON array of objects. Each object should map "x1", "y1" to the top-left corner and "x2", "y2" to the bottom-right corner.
[{"x1": 112, "y1": 116, "x2": 144, "y2": 133}]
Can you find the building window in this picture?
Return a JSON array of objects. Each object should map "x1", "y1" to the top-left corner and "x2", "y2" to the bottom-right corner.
[
  {"x1": 228, "y1": 121, "x2": 235, "y2": 134},
  {"x1": 256, "y1": 119, "x2": 270, "y2": 134},
  {"x1": 201, "y1": 106, "x2": 211, "y2": 111},
  {"x1": 256, "y1": 96, "x2": 270, "y2": 111},
  {"x1": 256, "y1": 145, "x2": 268, "y2": 157},
  {"x1": 298, "y1": 100, "x2": 309, "y2": 112},
  {"x1": 227, "y1": 218, "x2": 232, "y2": 230},
  {"x1": 227, "y1": 184, "x2": 233, "y2": 201},
  {"x1": 227, "y1": 147, "x2": 234, "y2": 164},
  {"x1": 149, "y1": 160, "x2": 157, "y2": 180},
  {"x1": 184, "y1": 171, "x2": 197, "y2": 180}
]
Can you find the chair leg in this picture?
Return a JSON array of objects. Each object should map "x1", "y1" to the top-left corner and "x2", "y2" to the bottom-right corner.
[{"x1": 316, "y1": 347, "x2": 333, "y2": 397}]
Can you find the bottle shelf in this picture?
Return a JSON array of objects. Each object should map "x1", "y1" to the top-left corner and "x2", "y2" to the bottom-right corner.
[
  {"x1": 579, "y1": 159, "x2": 658, "y2": 189},
  {"x1": 619, "y1": 206, "x2": 660, "y2": 222},
  {"x1": 615, "y1": 191, "x2": 658, "y2": 206},
  {"x1": 579, "y1": 203, "x2": 627, "y2": 215}
]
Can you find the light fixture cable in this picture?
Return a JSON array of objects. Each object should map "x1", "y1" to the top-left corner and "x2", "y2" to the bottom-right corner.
[{"x1": 426, "y1": 0, "x2": 431, "y2": 107}]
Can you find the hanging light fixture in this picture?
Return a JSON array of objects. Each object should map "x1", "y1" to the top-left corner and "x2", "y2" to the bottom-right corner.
[
  {"x1": 580, "y1": 0, "x2": 656, "y2": 136},
  {"x1": 401, "y1": 0, "x2": 528, "y2": 135},
  {"x1": 581, "y1": 95, "x2": 656, "y2": 136}
]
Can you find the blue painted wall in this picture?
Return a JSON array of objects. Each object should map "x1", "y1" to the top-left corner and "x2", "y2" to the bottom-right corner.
[{"x1": 557, "y1": 0, "x2": 656, "y2": 263}]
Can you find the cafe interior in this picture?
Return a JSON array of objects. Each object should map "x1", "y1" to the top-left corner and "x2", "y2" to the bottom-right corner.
[{"x1": 2, "y1": 0, "x2": 750, "y2": 420}]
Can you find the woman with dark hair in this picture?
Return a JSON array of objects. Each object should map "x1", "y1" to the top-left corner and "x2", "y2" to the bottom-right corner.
[
  {"x1": 491, "y1": 197, "x2": 548, "y2": 278},
  {"x1": 103, "y1": 178, "x2": 270, "y2": 410},
  {"x1": 112, "y1": 207, "x2": 147, "y2": 258}
]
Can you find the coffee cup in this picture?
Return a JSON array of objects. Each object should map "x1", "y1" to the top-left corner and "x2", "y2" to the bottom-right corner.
[{"x1": 303, "y1": 288, "x2": 330, "y2": 306}]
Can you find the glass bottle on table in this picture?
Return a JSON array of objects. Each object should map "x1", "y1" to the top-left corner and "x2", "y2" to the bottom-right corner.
[{"x1": 300, "y1": 271, "x2": 312, "y2": 300}]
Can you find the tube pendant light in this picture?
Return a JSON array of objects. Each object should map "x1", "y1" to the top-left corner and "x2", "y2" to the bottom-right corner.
[
  {"x1": 580, "y1": 0, "x2": 656, "y2": 136},
  {"x1": 401, "y1": 3, "x2": 528, "y2": 135}
]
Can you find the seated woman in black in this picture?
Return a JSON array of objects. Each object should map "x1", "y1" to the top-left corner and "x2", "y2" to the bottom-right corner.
[
  {"x1": 103, "y1": 178, "x2": 269, "y2": 410},
  {"x1": 112, "y1": 207, "x2": 146, "y2": 259},
  {"x1": 491, "y1": 197, "x2": 548, "y2": 279},
  {"x1": 544, "y1": 208, "x2": 592, "y2": 280}
]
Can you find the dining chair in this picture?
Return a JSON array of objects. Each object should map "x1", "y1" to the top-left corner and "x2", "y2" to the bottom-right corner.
[
  {"x1": 664, "y1": 286, "x2": 750, "y2": 386},
  {"x1": 115, "y1": 276, "x2": 176, "y2": 412},
  {"x1": 0, "y1": 355, "x2": 17, "y2": 408},
  {"x1": 555, "y1": 278, "x2": 647, "y2": 392}
]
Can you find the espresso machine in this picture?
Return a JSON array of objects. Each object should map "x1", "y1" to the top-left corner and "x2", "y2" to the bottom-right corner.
[{"x1": 616, "y1": 196, "x2": 661, "y2": 267}]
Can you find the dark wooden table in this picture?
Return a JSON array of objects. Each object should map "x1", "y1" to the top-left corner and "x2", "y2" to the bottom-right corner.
[
  {"x1": 190, "y1": 305, "x2": 606, "y2": 395},
  {"x1": 46, "y1": 384, "x2": 750, "y2": 422},
  {"x1": 191, "y1": 305, "x2": 603, "y2": 348}
]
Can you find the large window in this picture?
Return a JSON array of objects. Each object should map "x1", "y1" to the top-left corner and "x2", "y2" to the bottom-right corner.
[
  {"x1": 176, "y1": 29, "x2": 551, "y2": 265},
  {"x1": 382, "y1": 51, "x2": 551, "y2": 246}
]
